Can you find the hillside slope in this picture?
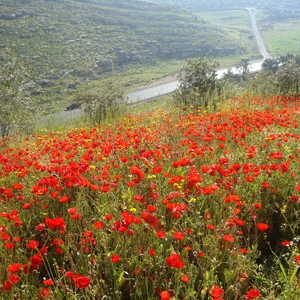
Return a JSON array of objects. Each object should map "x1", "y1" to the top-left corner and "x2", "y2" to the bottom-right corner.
[
  {"x1": 0, "y1": 0, "x2": 236, "y2": 98},
  {"x1": 146, "y1": 0, "x2": 299, "y2": 10}
]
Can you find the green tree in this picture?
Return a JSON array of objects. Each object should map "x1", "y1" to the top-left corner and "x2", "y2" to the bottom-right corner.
[
  {"x1": 0, "y1": 49, "x2": 38, "y2": 138},
  {"x1": 262, "y1": 58, "x2": 280, "y2": 74},
  {"x1": 236, "y1": 58, "x2": 250, "y2": 81},
  {"x1": 175, "y1": 55, "x2": 221, "y2": 108},
  {"x1": 276, "y1": 59, "x2": 300, "y2": 94}
]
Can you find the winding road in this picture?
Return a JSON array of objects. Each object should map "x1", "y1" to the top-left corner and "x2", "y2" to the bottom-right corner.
[
  {"x1": 246, "y1": 8, "x2": 271, "y2": 60},
  {"x1": 40, "y1": 8, "x2": 271, "y2": 125}
]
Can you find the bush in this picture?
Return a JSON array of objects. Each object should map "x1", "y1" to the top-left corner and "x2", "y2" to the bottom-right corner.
[
  {"x1": 174, "y1": 55, "x2": 222, "y2": 108},
  {"x1": 276, "y1": 59, "x2": 300, "y2": 95}
]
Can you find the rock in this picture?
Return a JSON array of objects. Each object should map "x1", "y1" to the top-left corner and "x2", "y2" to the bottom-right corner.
[
  {"x1": 96, "y1": 59, "x2": 114, "y2": 72},
  {"x1": 38, "y1": 80, "x2": 53, "y2": 88},
  {"x1": 31, "y1": 89, "x2": 44, "y2": 96},
  {"x1": 1, "y1": 13, "x2": 16, "y2": 20},
  {"x1": 48, "y1": 75, "x2": 60, "y2": 80},
  {"x1": 66, "y1": 82, "x2": 77, "y2": 89}
]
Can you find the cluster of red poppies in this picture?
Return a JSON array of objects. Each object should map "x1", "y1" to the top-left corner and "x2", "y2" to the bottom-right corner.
[{"x1": 0, "y1": 95, "x2": 299, "y2": 298}]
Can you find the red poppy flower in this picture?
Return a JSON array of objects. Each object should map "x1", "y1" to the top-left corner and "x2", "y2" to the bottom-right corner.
[
  {"x1": 156, "y1": 230, "x2": 166, "y2": 239},
  {"x1": 31, "y1": 186, "x2": 48, "y2": 196},
  {"x1": 165, "y1": 253, "x2": 185, "y2": 269},
  {"x1": 246, "y1": 289, "x2": 260, "y2": 299},
  {"x1": 173, "y1": 232, "x2": 185, "y2": 240},
  {"x1": 240, "y1": 248, "x2": 249, "y2": 254},
  {"x1": 254, "y1": 203, "x2": 262, "y2": 209},
  {"x1": 160, "y1": 290, "x2": 171, "y2": 300},
  {"x1": 38, "y1": 287, "x2": 52, "y2": 299},
  {"x1": 45, "y1": 217, "x2": 66, "y2": 231},
  {"x1": 141, "y1": 211, "x2": 159, "y2": 228},
  {"x1": 67, "y1": 207, "x2": 77, "y2": 215},
  {"x1": 13, "y1": 183, "x2": 24, "y2": 190},
  {"x1": 93, "y1": 221, "x2": 104, "y2": 229},
  {"x1": 111, "y1": 254, "x2": 120, "y2": 263},
  {"x1": 74, "y1": 276, "x2": 90, "y2": 289},
  {"x1": 2, "y1": 280, "x2": 13, "y2": 291},
  {"x1": 27, "y1": 239, "x2": 39, "y2": 249},
  {"x1": 281, "y1": 240, "x2": 291, "y2": 247},
  {"x1": 262, "y1": 182, "x2": 270, "y2": 189},
  {"x1": 43, "y1": 279, "x2": 54, "y2": 286},
  {"x1": 8, "y1": 273, "x2": 20, "y2": 284},
  {"x1": 59, "y1": 195, "x2": 70, "y2": 203},
  {"x1": 180, "y1": 274, "x2": 190, "y2": 283},
  {"x1": 198, "y1": 251, "x2": 205, "y2": 257},
  {"x1": 7, "y1": 263, "x2": 21, "y2": 273},
  {"x1": 223, "y1": 234, "x2": 234, "y2": 243},
  {"x1": 257, "y1": 223, "x2": 269, "y2": 231},
  {"x1": 105, "y1": 214, "x2": 113, "y2": 221},
  {"x1": 225, "y1": 195, "x2": 240, "y2": 202},
  {"x1": 211, "y1": 285, "x2": 224, "y2": 298},
  {"x1": 65, "y1": 271, "x2": 74, "y2": 279},
  {"x1": 5, "y1": 242, "x2": 15, "y2": 249},
  {"x1": 148, "y1": 248, "x2": 156, "y2": 257},
  {"x1": 206, "y1": 224, "x2": 215, "y2": 230}
]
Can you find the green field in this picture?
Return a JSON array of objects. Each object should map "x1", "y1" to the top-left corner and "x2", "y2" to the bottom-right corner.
[
  {"x1": 193, "y1": 10, "x2": 261, "y2": 61},
  {"x1": 258, "y1": 14, "x2": 300, "y2": 55}
]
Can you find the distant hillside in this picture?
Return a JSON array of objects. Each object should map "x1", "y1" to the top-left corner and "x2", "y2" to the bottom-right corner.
[
  {"x1": 146, "y1": 0, "x2": 300, "y2": 10},
  {"x1": 0, "y1": 0, "x2": 237, "y2": 99}
]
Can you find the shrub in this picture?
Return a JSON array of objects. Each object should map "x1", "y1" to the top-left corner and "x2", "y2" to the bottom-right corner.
[{"x1": 175, "y1": 55, "x2": 222, "y2": 108}]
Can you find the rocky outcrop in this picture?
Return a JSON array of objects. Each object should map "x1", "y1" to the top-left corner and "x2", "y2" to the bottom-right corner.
[
  {"x1": 0, "y1": 13, "x2": 16, "y2": 20},
  {"x1": 95, "y1": 59, "x2": 114, "y2": 72},
  {"x1": 38, "y1": 80, "x2": 53, "y2": 88}
]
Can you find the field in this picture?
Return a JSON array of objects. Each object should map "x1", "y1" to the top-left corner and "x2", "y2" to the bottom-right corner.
[
  {"x1": 0, "y1": 94, "x2": 300, "y2": 299},
  {"x1": 194, "y1": 10, "x2": 261, "y2": 61},
  {"x1": 258, "y1": 16, "x2": 300, "y2": 55}
]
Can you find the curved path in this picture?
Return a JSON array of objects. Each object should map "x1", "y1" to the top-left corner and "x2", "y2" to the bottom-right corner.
[{"x1": 40, "y1": 8, "x2": 270, "y2": 125}]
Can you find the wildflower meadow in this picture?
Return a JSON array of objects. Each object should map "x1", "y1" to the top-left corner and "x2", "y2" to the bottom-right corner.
[{"x1": 0, "y1": 95, "x2": 299, "y2": 299}]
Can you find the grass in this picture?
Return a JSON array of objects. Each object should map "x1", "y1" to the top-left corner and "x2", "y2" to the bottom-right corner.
[
  {"x1": 0, "y1": 93, "x2": 300, "y2": 299},
  {"x1": 193, "y1": 9, "x2": 261, "y2": 60},
  {"x1": 258, "y1": 13, "x2": 300, "y2": 56}
]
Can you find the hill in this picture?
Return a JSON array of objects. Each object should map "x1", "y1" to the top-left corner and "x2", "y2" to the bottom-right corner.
[
  {"x1": 0, "y1": 0, "x2": 237, "y2": 108},
  {"x1": 146, "y1": 0, "x2": 300, "y2": 10}
]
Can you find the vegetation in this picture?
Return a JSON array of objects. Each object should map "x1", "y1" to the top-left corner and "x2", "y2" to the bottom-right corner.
[
  {"x1": 175, "y1": 56, "x2": 221, "y2": 108},
  {"x1": 146, "y1": 0, "x2": 300, "y2": 11},
  {"x1": 0, "y1": 92, "x2": 300, "y2": 299},
  {"x1": 261, "y1": 54, "x2": 300, "y2": 94},
  {"x1": 258, "y1": 13, "x2": 300, "y2": 56},
  {"x1": 194, "y1": 10, "x2": 261, "y2": 60},
  {"x1": 74, "y1": 79, "x2": 127, "y2": 124},
  {"x1": 0, "y1": 49, "x2": 38, "y2": 138},
  {"x1": 0, "y1": 2, "x2": 299, "y2": 297},
  {"x1": 0, "y1": 0, "x2": 238, "y2": 111}
]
